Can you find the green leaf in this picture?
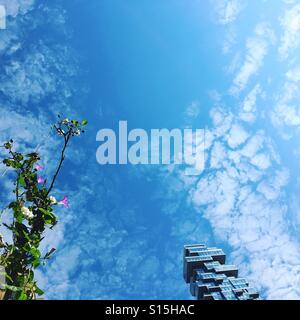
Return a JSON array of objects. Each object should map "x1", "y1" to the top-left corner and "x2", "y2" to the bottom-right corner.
[
  {"x1": 28, "y1": 271, "x2": 34, "y2": 282},
  {"x1": 4, "y1": 273, "x2": 13, "y2": 283},
  {"x1": 35, "y1": 285, "x2": 44, "y2": 296},
  {"x1": 39, "y1": 208, "x2": 57, "y2": 225},
  {"x1": 4, "y1": 284, "x2": 21, "y2": 292},
  {"x1": 3, "y1": 159, "x2": 13, "y2": 167},
  {"x1": 8, "y1": 202, "x2": 18, "y2": 209},
  {"x1": 19, "y1": 175, "x2": 25, "y2": 187},
  {"x1": 30, "y1": 247, "x2": 41, "y2": 269},
  {"x1": 44, "y1": 248, "x2": 56, "y2": 260},
  {"x1": 23, "y1": 243, "x2": 31, "y2": 252},
  {"x1": 18, "y1": 291, "x2": 28, "y2": 300},
  {"x1": 26, "y1": 152, "x2": 39, "y2": 158},
  {"x1": 38, "y1": 208, "x2": 50, "y2": 215},
  {"x1": 81, "y1": 120, "x2": 88, "y2": 126},
  {"x1": 22, "y1": 230, "x2": 31, "y2": 242},
  {"x1": 4, "y1": 142, "x2": 12, "y2": 150},
  {"x1": 14, "y1": 210, "x2": 23, "y2": 224},
  {"x1": 32, "y1": 259, "x2": 40, "y2": 269},
  {"x1": 30, "y1": 247, "x2": 41, "y2": 259}
]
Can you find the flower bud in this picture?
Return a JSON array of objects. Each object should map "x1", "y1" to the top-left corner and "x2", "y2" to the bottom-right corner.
[
  {"x1": 49, "y1": 196, "x2": 57, "y2": 205},
  {"x1": 62, "y1": 118, "x2": 70, "y2": 125}
]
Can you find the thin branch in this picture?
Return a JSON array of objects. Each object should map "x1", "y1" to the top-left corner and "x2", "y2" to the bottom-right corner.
[
  {"x1": 15, "y1": 175, "x2": 19, "y2": 202},
  {"x1": 46, "y1": 131, "x2": 71, "y2": 196}
]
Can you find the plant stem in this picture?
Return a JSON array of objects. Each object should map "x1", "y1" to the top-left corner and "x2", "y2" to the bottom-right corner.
[{"x1": 47, "y1": 132, "x2": 71, "y2": 196}]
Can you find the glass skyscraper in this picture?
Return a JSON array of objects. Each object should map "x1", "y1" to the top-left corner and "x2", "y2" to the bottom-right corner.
[{"x1": 183, "y1": 244, "x2": 259, "y2": 300}]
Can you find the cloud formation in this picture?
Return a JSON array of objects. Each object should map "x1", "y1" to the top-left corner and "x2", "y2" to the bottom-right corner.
[
  {"x1": 279, "y1": 4, "x2": 300, "y2": 59},
  {"x1": 168, "y1": 103, "x2": 300, "y2": 299},
  {"x1": 212, "y1": 0, "x2": 244, "y2": 25},
  {"x1": 162, "y1": 1, "x2": 300, "y2": 300},
  {"x1": 0, "y1": 0, "x2": 34, "y2": 17},
  {"x1": 271, "y1": 66, "x2": 300, "y2": 137},
  {"x1": 230, "y1": 23, "x2": 275, "y2": 94}
]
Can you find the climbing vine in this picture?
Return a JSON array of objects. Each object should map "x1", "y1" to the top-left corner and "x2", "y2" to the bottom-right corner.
[{"x1": 0, "y1": 117, "x2": 87, "y2": 300}]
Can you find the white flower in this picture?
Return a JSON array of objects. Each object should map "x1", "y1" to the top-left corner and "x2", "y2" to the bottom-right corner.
[
  {"x1": 49, "y1": 196, "x2": 57, "y2": 205},
  {"x1": 21, "y1": 206, "x2": 34, "y2": 220},
  {"x1": 62, "y1": 118, "x2": 70, "y2": 124},
  {"x1": 75, "y1": 129, "x2": 81, "y2": 136},
  {"x1": 57, "y1": 129, "x2": 65, "y2": 136}
]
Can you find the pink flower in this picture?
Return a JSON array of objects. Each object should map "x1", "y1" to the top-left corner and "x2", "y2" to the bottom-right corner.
[
  {"x1": 59, "y1": 196, "x2": 69, "y2": 208},
  {"x1": 37, "y1": 176, "x2": 45, "y2": 184},
  {"x1": 35, "y1": 164, "x2": 44, "y2": 171}
]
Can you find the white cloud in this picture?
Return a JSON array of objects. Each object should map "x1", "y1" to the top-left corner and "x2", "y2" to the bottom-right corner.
[
  {"x1": 226, "y1": 123, "x2": 249, "y2": 149},
  {"x1": 223, "y1": 28, "x2": 237, "y2": 54},
  {"x1": 257, "y1": 169, "x2": 289, "y2": 201},
  {"x1": 239, "y1": 133, "x2": 264, "y2": 159},
  {"x1": 239, "y1": 84, "x2": 262, "y2": 123},
  {"x1": 282, "y1": 0, "x2": 296, "y2": 4},
  {"x1": 0, "y1": 43, "x2": 76, "y2": 116},
  {"x1": 184, "y1": 101, "x2": 200, "y2": 122},
  {"x1": 279, "y1": 4, "x2": 300, "y2": 59},
  {"x1": 210, "y1": 141, "x2": 227, "y2": 169},
  {"x1": 0, "y1": 0, "x2": 34, "y2": 17},
  {"x1": 271, "y1": 74, "x2": 300, "y2": 133},
  {"x1": 212, "y1": 0, "x2": 244, "y2": 25},
  {"x1": 250, "y1": 153, "x2": 271, "y2": 170},
  {"x1": 286, "y1": 65, "x2": 300, "y2": 82},
  {"x1": 0, "y1": 108, "x2": 61, "y2": 175},
  {"x1": 230, "y1": 23, "x2": 275, "y2": 94},
  {"x1": 1, "y1": 52, "x2": 58, "y2": 105}
]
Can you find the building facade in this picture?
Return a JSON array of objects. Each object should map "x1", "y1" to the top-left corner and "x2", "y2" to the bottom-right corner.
[{"x1": 183, "y1": 244, "x2": 259, "y2": 300}]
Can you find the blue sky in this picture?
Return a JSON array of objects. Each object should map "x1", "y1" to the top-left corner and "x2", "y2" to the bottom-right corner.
[{"x1": 1, "y1": 0, "x2": 300, "y2": 300}]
